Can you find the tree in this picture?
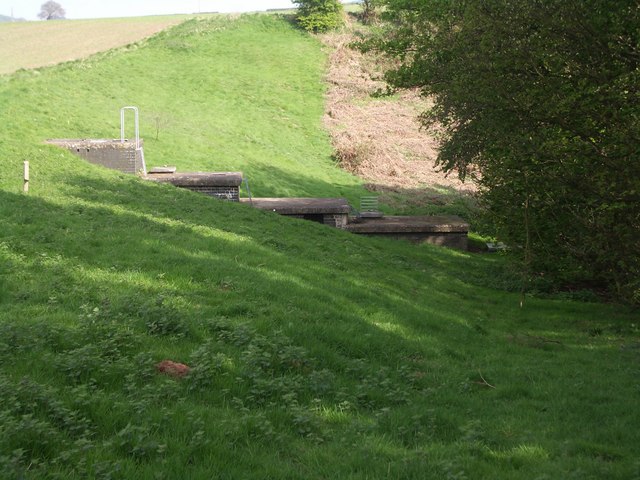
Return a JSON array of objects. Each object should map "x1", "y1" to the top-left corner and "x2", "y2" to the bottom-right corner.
[
  {"x1": 369, "y1": 0, "x2": 640, "y2": 302},
  {"x1": 38, "y1": 1, "x2": 65, "y2": 20},
  {"x1": 293, "y1": 0, "x2": 344, "y2": 33},
  {"x1": 361, "y1": 0, "x2": 381, "y2": 25}
]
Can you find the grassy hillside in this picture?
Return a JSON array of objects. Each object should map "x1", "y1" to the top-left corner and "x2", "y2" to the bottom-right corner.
[
  {"x1": 0, "y1": 14, "x2": 638, "y2": 479},
  {"x1": 1, "y1": 15, "x2": 364, "y2": 201},
  {"x1": 0, "y1": 15, "x2": 191, "y2": 75}
]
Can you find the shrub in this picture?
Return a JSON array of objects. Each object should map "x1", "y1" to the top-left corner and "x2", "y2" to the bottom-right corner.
[
  {"x1": 294, "y1": 0, "x2": 344, "y2": 33},
  {"x1": 368, "y1": 0, "x2": 640, "y2": 303}
]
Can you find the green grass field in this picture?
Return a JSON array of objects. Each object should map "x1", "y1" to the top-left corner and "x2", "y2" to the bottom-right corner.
[{"x1": 0, "y1": 14, "x2": 638, "y2": 479}]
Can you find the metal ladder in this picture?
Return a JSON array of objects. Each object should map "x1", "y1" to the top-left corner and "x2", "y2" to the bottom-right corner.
[
  {"x1": 359, "y1": 196, "x2": 383, "y2": 218},
  {"x1": 120, "y1": 106, "x2": 147, "y2": 174}
]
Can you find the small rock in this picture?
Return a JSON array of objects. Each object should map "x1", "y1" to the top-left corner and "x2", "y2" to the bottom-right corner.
[{"x1": 155, "y1": 360, "x2": 190, "y2": 378}]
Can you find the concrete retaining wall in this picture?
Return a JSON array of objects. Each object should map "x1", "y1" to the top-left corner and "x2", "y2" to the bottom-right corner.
[
  {"x1": 145, "y1": 172, "x2": 243, "y2": 202},
  {"x1": 346, "y1": 215, "x2": 470, "y2": 250},
  {"x1": 353, "y1": 232, "x2": 468, "y2": 250},
  {"x1": 47, "y1": 139, "x2": 144, "y2": 174}
]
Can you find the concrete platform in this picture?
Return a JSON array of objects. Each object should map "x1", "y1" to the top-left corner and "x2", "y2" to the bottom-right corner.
[
  {"x1": 242, "y1": 198, "x2": 350, "y2": 228},
  {"x1": 145, "y1": 172, "x2": 243, "y2": 201},
  {"x1": 241, "y1": 198, "x2": 350, "y2": 215},
  {"x1": 346, "y1": 215, "x2": 470, "y2": 250},
  {"x1": 148, "y1": 166, "x2": 177, "y2": 174},
  {"x1": 145, "y1": 172, "x2": 243, "y2": 187}
]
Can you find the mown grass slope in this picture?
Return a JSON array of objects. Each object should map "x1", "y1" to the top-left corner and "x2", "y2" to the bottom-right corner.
[
  {"x1": 2, "y1": 15, "x2": 364, "y2": 201},
  {"x1": 0, "y1": 14, "x2": 638, "y2": 479}
]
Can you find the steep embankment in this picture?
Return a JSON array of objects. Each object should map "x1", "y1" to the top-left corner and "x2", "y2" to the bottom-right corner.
[
  {"x1": 0, "y1": 14, "x2": 638, "y2": 479},
  {"x1": 1, "y1": 15, "x2": 365, "y2": 201},
  {"x1": 321, "y1": 22, "x2": 477, "y2": 217}
]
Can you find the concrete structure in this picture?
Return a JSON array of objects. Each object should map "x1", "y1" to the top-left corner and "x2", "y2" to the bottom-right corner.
[
  {"x1": 145, "y1": 171, "x2": 243, "y2": 202},
  {"x1": 242, "y1": 198, "x2": 350, "y2": 228},
  {"x1": 346, "y1": 215, "x2": 470, "y2": 250},
  {"x1": 241, "y1": 198, "x2": 468, "y2": 249},
  {"x1": 47, "y1": 139, "x2": 145, "y2": 174},
  {"x1": 45, "y1": 136, "x2": 468, "y2": 249}
]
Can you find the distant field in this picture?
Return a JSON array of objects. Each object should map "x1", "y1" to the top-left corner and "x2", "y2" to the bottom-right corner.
[{"x1": 0, "y1": 16, "x2": 194, "y2": 75}]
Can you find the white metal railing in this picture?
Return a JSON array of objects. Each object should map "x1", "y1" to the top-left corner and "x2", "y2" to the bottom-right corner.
[
  {"x1": 120, "y1": 106, "x2": 140, "y2": 149},
  {"x1": 120, "y1": 106, "x2": 146, "y2": 174}
]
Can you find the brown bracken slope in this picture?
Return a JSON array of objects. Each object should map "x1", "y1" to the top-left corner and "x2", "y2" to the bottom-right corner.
[{"x1": 321, "y1": 24, "x2": 476, "y2": 203}]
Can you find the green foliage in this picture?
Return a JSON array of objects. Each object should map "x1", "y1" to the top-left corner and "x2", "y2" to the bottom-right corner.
[
  {"x1": 372, "y1": 0, "x2": 640, "y2": 303},
  {"x1": 294, "y1": 0, "x2": 344, "y2": 32},
  {"x1": 361, "y1": 0, "x2": 382, "y2": 24}
]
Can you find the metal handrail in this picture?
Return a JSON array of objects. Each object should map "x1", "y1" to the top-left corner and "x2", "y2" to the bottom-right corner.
[
  {"x1": 360, "y1": 196, "x2": 379, "y2": 212},
  {"x1": 244, "y1": 177, "x2": 253, "y2": 205},
  {"x1": 120, "y1": 106, "x2": 140, "y2": 149}
]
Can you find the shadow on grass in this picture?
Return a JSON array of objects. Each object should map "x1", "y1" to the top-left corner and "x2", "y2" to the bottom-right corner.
[
  {"x1": 239, "y1": 162, "x2": 368, "y2": 204},
  {"x1": 2, "y1": 173, "x2": 631, "y2": 350},
  {"x1": 363, "y1": 181, "x2": 480, "y2": 221},
  {"x1": 1, "y1": 181, "x2": 464, "y2": 352},
  {"x1": 1, "y1": 178, "x2": 638, "y2": 477},
  {"x1": 0, "y1": 171, "x2": 520, "y2": 367}
]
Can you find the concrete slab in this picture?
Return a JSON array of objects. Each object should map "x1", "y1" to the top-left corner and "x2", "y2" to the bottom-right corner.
[
  {"x1": 241, "y1": 198, "x2": 351, "y2": 215},
  {"x1": 148, "y1": 166, "x2": 177, "y2": 174},
  {"x1": 346, "y1": 215, "x2": 470, "y2": 250},
  {"x1": 145, "y1": 172, "x2": 243, "y2": 187},
  {"x1": 345, "y1": 215, "x2": 469, "y2": 234}
]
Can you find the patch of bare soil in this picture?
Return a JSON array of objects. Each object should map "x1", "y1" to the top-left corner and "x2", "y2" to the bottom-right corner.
[{"x1": 320, "y1": 25, "x2": 476, "y2": 203}]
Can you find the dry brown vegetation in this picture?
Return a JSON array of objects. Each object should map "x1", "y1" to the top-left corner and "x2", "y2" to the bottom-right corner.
[
  {"x1": 321, "y1": 23, "x2": 476, "y2": 207},
  {"x1": 0, "y1": 16, "x2": 191, "y2": 75}
]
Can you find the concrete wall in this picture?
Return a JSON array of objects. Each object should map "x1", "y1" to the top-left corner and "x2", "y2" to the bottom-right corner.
[
  {"x1": 145, "y1": 172, "x2": 243, "y2": 202},
  {"x1": 47, "y1": 139, "x2": 144, "y2": 174},
  {"x1": 322, "y1": 214, "x2": 348, "y2": 229},
  {"x1": 270, "y1": 213, "x2": 348, "y2": 229},
  {"x1": 179, "y1": 185, "x2": 240, "y2": 202},
  {"x1": 354, "y1": 232, "x2": 468, "y2": 250}
]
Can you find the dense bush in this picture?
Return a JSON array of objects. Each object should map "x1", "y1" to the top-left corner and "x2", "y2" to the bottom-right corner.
[
  {"x1": 293, "y1": 0, "x2": 344, "y2": 32},
  {"x1": 369, "y1": 0, "x2": 640, "y2": 302}
]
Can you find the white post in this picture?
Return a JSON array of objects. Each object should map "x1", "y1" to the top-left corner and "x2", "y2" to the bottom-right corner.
[{"x1": 23, "y1": 161, "x2": 29, "y2": 193}]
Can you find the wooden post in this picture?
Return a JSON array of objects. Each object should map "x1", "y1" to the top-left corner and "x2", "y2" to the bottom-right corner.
[{"x1": 23, "y1": 161, "x2": 29, "y2": 193}]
